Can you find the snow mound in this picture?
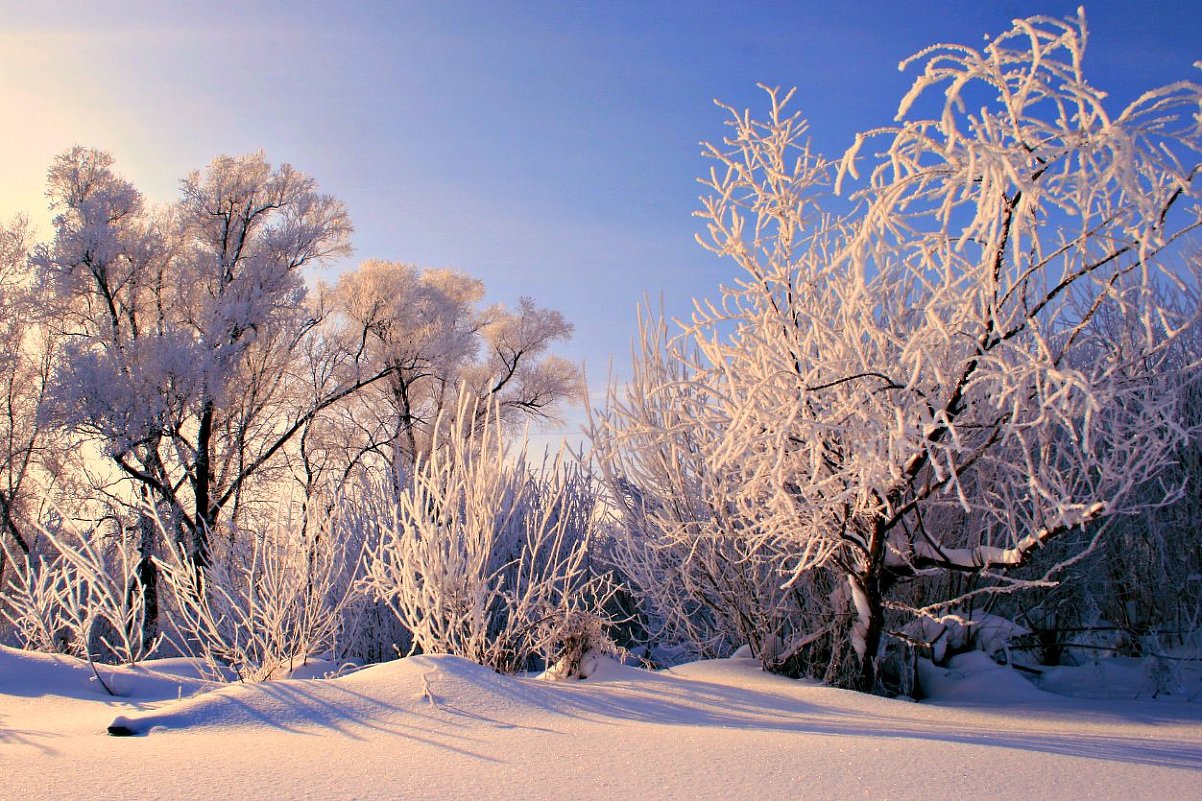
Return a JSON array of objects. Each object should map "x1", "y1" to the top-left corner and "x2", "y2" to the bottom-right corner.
[
  {"x1": 666, "y1": 654, "x2": 797, "y2": 685},
  {"x1": 1037, "y1": 657, "x2": 1202, "y2": 701},
  {"x1": 0, "y1": 645, "x2": 111, "y2": 700},
  {"x1": 0, "y1": 645, "x2": 216, "y2": 702},
  {"x1": 104, "y1": 652, "x2": 864, "y2": 738},
  {"x1": 106, "y1": 654, "x2": 572, "y2": 736},
  {"x1": 918, "y1": 651, "x2": 1050, "y2": 705}
]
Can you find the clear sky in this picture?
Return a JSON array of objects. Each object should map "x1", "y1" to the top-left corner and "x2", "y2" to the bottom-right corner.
[{"x1": 1, "y1": 1, "x2": 1199, "y2": 438}]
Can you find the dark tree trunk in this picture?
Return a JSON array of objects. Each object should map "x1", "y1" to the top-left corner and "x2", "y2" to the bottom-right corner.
[
  {"x1": 127, "y1": 507, "x2": 159, "y2": 654},
  {"x1": 193, "y1": 400, "x2": 215, "y2": 569},
  {"x1": 0, "y1": 489, "x2": 29, "y2": 555},
  {"x1": 853, "y1": 573, "x2": 886, "y2": 693},
  {"x1": 852, "y1": 518, "x2": 889, "y2": 694}
]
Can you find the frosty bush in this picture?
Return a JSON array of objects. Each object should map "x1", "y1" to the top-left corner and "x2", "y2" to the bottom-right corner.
[
  {"x1": 156, "y1": 504, "x2": 360, "y2": 682},
  {"x1": 1, "y1": 550, "x2": 90, "y2": 656},
  {"x1": 360, "y1": 397, "x2": 615, "y2": 675},
  {"x1": 595, "y1": 11, "x2": 1202, "y2": 693},
  {"x1": 0, "y1": 518, "x2": 155, "y2": 664},
  {"x1": 591, "y1": 310, "x2": 831, "y2": 673}
]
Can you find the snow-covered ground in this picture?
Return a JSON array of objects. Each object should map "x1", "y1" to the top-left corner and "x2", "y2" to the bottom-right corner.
[{"x1": 2, "y1": 646, "x2": 1200, "y2": 800}]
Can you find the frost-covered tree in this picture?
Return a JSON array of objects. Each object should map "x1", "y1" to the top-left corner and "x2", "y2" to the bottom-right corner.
[
  {"x1": 0, "y1": 217, "x2": 60, "y2": 580},
  {"x1": 31, "y1": 148, "x2": 188, "y2": 645},
  {"x1": 34, "y1": 149, "x2": 384, "y2": 570},
  {"x1": 321, "y1": 260, "x2": 581, "y2": 474},
  {"x1": 164, "y1": 152, "x2": 355, "y2": 563},
  {"x1": 594, "y1": 12, "x2": 1202, "y2": 692}
]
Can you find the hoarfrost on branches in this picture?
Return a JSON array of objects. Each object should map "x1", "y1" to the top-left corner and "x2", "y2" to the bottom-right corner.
[
  {"x1": 594, "y1": 10, "x2": 1202, "y2": 692},
  {"x1": 321, "y1": 260, "x2": 581, "y2": 473},
  {"x1": 360, "y1": 395, "x2": 615, "y2": 675}
]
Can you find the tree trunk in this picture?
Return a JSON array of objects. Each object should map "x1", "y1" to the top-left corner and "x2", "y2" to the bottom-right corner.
[
  {"x1": 0, "y1": 489, "x2": 29, "y2": 555},
  {"x1": 852, "y1": 573, "x2": 885, "y2": 693},
  {"x1": 128, "y1": 506, "x2": 159, "y2": 654},
  {"x1": 851, "y1": 517, "x2": 889, "y2": 693},
  {"x1": 193, "y1": 400, "x2": 215, "y2": 569}
]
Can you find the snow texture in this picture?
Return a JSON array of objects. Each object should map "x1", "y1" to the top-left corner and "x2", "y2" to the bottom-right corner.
[{"x1": 3, "y1": 645, "x2": 1200, "y2": 800}]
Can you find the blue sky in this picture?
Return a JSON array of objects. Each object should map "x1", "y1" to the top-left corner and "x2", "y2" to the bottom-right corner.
[{"x1": 1, "y1": 1, "x2": 1199, "y2": 436}]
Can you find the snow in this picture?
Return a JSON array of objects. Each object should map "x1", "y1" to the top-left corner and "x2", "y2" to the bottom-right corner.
[
  {"x1": 1036, "y1": 656, "x2": 1202, "y2": 702},
  {"x1": 3, "y1": 646, "x2": 1201, "y2": 800}
]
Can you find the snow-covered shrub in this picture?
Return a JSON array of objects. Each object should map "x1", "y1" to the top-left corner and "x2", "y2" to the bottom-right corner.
[
  {"x1": 359, "y1": 398, "x2": 615, "y2": 673},
  {"x1": 903, "y1": 612, "x2": 1029, "y2": 667},
  {"x1": 1, "y1": 551, "x2": 89, "y2": 655},
  {"x1": 539, "y1": 608, "x2": 621, "y2": 680},
  {"x1": 156, "y1": 504, "x2": 360, "y2": 682},
  {"x1": 591, "y1": 311, "x2": 827, "y2": 674},
  {"x1": 0, "y1": 517, "x2": 155, "y2": 664}
]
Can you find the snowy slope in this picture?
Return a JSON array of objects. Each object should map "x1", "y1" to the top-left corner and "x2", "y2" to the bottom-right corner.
[{"x1": 2, "y1": 646, "x2": 1200, "y2": 800}]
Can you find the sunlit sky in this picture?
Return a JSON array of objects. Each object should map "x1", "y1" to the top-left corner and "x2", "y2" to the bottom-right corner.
[{"x1": 2, "y1": 1, "x2": 1199, "y2": 437}]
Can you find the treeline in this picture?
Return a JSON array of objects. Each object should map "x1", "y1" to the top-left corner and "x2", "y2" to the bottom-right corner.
[{"x1": 4, "y1": 11, "x2": 1202, "y2": 695}]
